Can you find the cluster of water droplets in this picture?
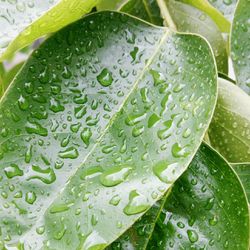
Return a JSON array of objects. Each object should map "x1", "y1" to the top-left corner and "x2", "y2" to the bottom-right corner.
[{"x1": 0, "y1": 12, "x2": 217, "y2": 249}]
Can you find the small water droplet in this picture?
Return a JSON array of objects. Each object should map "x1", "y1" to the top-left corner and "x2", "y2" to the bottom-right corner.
[{"x1": 25, "y1": 191, "x2": 36, "y2": 204}]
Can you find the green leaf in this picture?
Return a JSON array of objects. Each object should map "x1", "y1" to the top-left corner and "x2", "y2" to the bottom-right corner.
[
  {"x1": 231, "y1": 0, "x2": 250, "y2": 94},
  {"x1": 0, "y1": 0, "x2": 99, "y2": 61},
  {"x1": 106, "y1": 195, "x2": 169, "y2": 250},
  {"x1": 167, "y1": 0, "x2": 228, "y2": 74},
  {"x1": 120, "y1": 0, "x2": 164, "y2": 26},
  {"x1": 208, "y1": 78, "x2": 250, "y2": 162},
  {"x1": 0, "y1": 11, "x2": 217, "y2": 249},
  {"x1": 108, "y1": 143, "x2": 250, "y2": 249},
  {"x1": 178, "y1": 0, "x2": 231, "y2": 32},
  {"x1": 0, "y1": 62, "x2": 24, "y2": 97},
  {"x1": 232, "y1": 163, "x2": 250, "y2": 203},
  {"x1": 208, "y1": 0, "x2": 238, "y2": 22},
  {"x1": 97, "y1": 0, "x2": 127, "y2": 10},
  {"x1": 148, "y1": 143, "x2": 249, "y2": 249}
]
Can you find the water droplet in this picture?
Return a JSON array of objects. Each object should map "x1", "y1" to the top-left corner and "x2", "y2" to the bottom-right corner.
[
  {"x1": 36, "y1": 226, "x2": 45, "y2": 235},
  {"x1": 91, "y1": 214, "x2": 98, "y2": 226},
  {"x1": 153, "y1": 161, "x2": 178, "y2": 183},
  {"x1": 25, "y1": 191, "x2": 36, "y2": 204},
  {"x1": 171, "y1": 143, "x2": 190, "y2": 158},
  {"x1": 100, "y1": 165, "x2": 132, "y2": 187},
  {"x1": 59, "y1": 147, "x2": 79, "y2": 159},
  {"x1": 4, "y1": 164, "x2": 23, "y2": 179},
  {"x1": 157, "y1": 120, "x2": 173, "y2": 140},
  {"x1": 150, "y1": 69, "x2": 165, "y2": 86},
  {"x1": 132, "y1": 126, "x2": 144, "y2": 137},
  {"x1": 97, "y1": 68, "x2": 113, "y2": 87},
  {"x1": 50, "y1": 203, "x2": 74, "y2": 214},
  {"x1": 82, "y1": 231, "x2": 107, "y2": 250},
  {"x1": 123, "y1": 190, "x2": 150, "y2": 215},
  {"x1": 74, "y1": 105, "x2": 87, "y2": 119},
  {"x1": 187, "y1": 229, "x2": 198, "y2": 243},
  {"x1": 125, "y1": 113, "x2": 146, "y2": 126},
  {"x1": 49, "y1": 98, "x2": 65, "y2": 113},
  {"x1": 148, "y1": 113, "x2": 161, "y2": 128},
  {"x1": 109, "y1": 195, "x2": 121, "y2": 206},
  {"x1": 25, "y1": 121, "x2": 48, "y2": 136},
  {"x1": 61, "y1": 135, "x2": 70, "y2": 147},
  {"x1": 27, "y1": 165, "x2": 56, "y2": 184},
  {"x1": 18, "y1": 95, "x2": 29, "y2": 110},
  {"x1": 81, "y1": 128, "x2": 92, "y2": 147}
]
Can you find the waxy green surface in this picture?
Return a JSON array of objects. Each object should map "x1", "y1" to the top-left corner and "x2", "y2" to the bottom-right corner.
[{"x1": 0, "y1": 11, "x2": 217, "y2": 249}]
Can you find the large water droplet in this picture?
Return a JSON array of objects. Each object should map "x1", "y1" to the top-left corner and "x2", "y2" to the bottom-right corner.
[
  {"x1": 153, "y1": 161, "x2": 178, "y2": 183},
  {"x1": 123, "y1": 190, "x2": 150, "y2": 215},
  {"x1": 4, "y1": 164, "x2": 23, "y2": 179},
  {"x1": 81, "y1": 128, "x2": 92, "y2": 147},
  {"x1": 100, "y1": 165, "x2": 132, "y2": 187},
  {"x1": 187, "y1": 229, "x2": 198, "y2": 243},
  {"x1": 97, "y1": 68, "x2": 113, "y2": 87},
  {"x1": 25, "y1": 121, "x2": 48, "y2": 136},
  {"x1": 171, "y1": 143, "x2": 190, "y2": 158},
  {"x1": 59, "y1": 147, "x2": 79, "y2": 159},
  {"x1": 25, "y1": 191, "x2": 36, "y2": 204}
]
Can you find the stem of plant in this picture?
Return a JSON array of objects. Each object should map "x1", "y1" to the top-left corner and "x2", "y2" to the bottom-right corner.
[{"x1": 156, "y1": 0, "x2": 177, "y2": 30}]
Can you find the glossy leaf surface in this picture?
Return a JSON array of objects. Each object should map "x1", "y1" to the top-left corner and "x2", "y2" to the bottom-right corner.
[
  {"x1": 208, "y1": 0, "x2": 238, "y2": 21},
  {"x1": 208, "y1": 78, "x2": 250, "y2": 162},
  {"x1": 108, "y1": 143, "x2": 250, "y2": 250},
  {"x1": 0, "y1": 11, "x2": 217, "y2": 249},
  {"x1": 232, "y1": 163, "x2": 250, "y2": 203},
  {"x1": 97, "y1": 0, "x2": 128, "y2": 10},
  {"x1": 120, "y1": 0, "x2": 163, "y2": 26},
  {"x1": 148, "y1": 143, "x2": 249, "y2": 249},
  {"x1": 178, "y1": 0, "x2": 231, "y2": 32},
  {"x1": 0, "y1": 0, "x2": 99, "y2": 61},
  {"x1": 107, "y1": 197, "x2": 168, "y2": 250},
  {"x1": 231, "y1": 0, "x2": 250, "y2": 94},
  {"x1": 167, "y1": 0, "x2": 228, "y2": 73}
]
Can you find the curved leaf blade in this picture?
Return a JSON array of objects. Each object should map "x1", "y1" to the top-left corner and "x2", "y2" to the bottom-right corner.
[
  {"x1": 178, "y1": 0, "x2": 231, "y2": 32},
  {"x1": 208, "y1": 0, "x2": 238, "y2": 22},
  {"x1": 167, "y1": 0, "x2": 228, "y2": 74},
  {"x1": 232, "y1": 163, "x2": 250, "y2": 203},
  {"x1": 0, "y1": 11, "x2": 217, "y2": 249},
  {"x1": 0, "y1": 0, "x2": 99, "y2": 61},
  {"x1": 148, "y1": 143, "x2": 249, "y2": 249},
  {"x1": 231, "y1": 0, "x2": 250, "y2": 94},
  {"x1": 208, "y1": 78, "x2": 250, "y2": 162},
  {"x1": 120, "y1": 0, "x2": 163, "y2": 26}
]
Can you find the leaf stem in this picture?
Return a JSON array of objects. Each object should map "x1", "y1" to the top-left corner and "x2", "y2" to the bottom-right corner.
[{"x1": 156, "y1": 0, "x2": 176, "y2": 30}]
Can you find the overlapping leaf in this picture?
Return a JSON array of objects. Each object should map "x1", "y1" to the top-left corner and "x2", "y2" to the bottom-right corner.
[
  {"x1": 231, "y1": 0, "x2": 250, "y2": 94},
  {"x1": 104, "y1": 0, "x2": 228, "y2": 73},
  {"x1": 232, "y1": 163, "x2": 250, "y2": 203},
  {"x1": 120, "y1": 0, "x2": 163, "y2": 26},
  {"x1": 0, "y1": 11, "x2": 217, "y2": 249},
  {"x1": 148, "y1": 143, "x2": 249, "y2": 249},
  {"x1": 208, "y1": 78, "x2": 250, "y2": 162},
  {"x1": 0, "y1": 0, "x2": 99, "y2": 61},
  {"x1": 109, "y1": 143, "x2": 250, "y2": 250},
  {"x1": 178, "y1": 0, "x2": 231, "y2": 32},
  {"x1": 167, "y1": 0, "x2": 228, "y2": 73},
  {"x1": 208, "y1": 0, "x2": 238, "y2": 22}
]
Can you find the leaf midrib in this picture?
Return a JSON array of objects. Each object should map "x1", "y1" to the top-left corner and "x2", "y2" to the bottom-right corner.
[{"x1": 17, "y1": 28, "x2": 171, "y2": 243}]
